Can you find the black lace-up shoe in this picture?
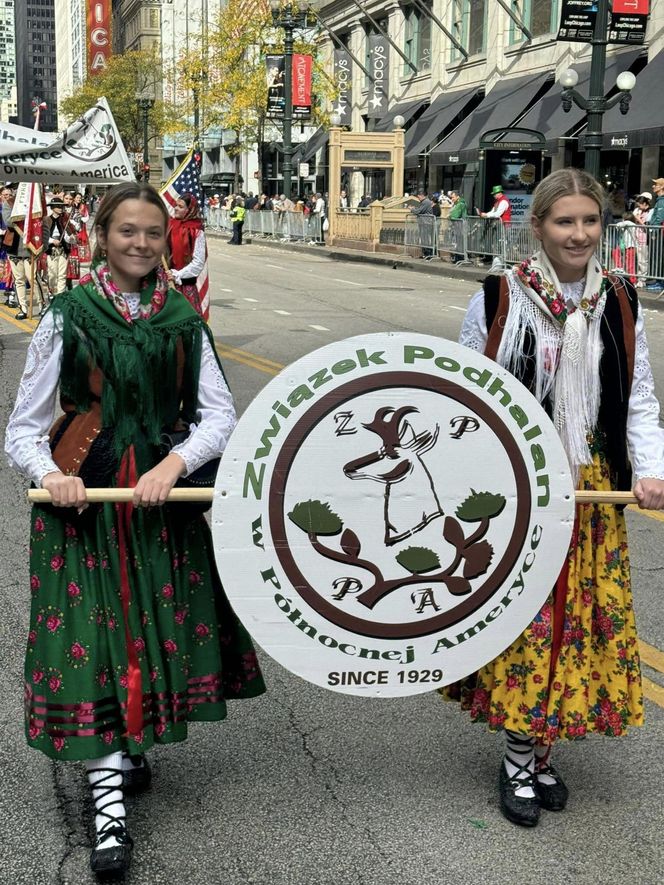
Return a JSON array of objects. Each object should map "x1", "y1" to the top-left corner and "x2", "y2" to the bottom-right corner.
[{"x1": 499, "y1": 762, "x2": 541, "y2": 827}]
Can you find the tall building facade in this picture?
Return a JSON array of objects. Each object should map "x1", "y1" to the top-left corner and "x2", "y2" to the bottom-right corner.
[
  {"x1": 0, "y1": 0, "x2": 17, "y2": 116},
  {"x1": 15, "y1": 0, "x2": 58, "y2": 131},
  {"x1": 54, "y1": 0, "x2": 86, "y2": 128}
]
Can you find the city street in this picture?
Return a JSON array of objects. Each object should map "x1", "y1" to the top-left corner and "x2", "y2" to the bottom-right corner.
[{"x1": 1, "y1": 241, "x2": 664, "y2": 884}]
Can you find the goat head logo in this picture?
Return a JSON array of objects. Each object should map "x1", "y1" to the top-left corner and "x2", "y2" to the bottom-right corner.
[{"x1": 342, "y1": 406, "x2": 443, "y2": 546}]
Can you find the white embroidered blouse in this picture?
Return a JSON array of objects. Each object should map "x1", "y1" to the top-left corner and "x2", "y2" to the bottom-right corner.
[
  {"x1": 459, "y1": 278, "x2": 664, "y2": 482},
  {"x1": 4, "y1": 292, "x2": 236, "y2": 486}
]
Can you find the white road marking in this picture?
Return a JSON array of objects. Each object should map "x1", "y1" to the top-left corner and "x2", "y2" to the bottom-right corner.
[
  {"x1": 273, "y1": 309, "x2": 291, "y2": 315},
  {"x1": 447, "y1": 305, "x2": 466, "y2": 312},
  {"x1": 244, "y1": 297, "x2": 258, "y2": 302},
  {"x1": 266, "y1": 264, "x2": 284, "y2": 270},
  {"x1": 309, "y1": 324, "x2": 330, "y2": 331},
  {"x1": 333, "y1": 278, "x2": 364, "y2": 287}
]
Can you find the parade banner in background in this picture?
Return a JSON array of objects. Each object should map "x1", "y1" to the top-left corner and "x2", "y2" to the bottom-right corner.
[
  {"x1": 367, "y1": 34, "x2": 389, "y2": 119},
  {"x1": 0, "y1": 98, "x2": 135, "y2": 184},
  {"x1": 292, "y1": 54, "x2": 313, "y2": 118},
  {"x1": 333, "y1": 49, "x2": 352, "y2": 126},
  {"x1": 87, "y1": 0, "x2": 112, "y2": 76},
  {"x1": 212, "y1": 334, "x2": 574, "y2": 697},
  {"x1": 266, "y1": 54, "x2": 285, "y2": 116}
]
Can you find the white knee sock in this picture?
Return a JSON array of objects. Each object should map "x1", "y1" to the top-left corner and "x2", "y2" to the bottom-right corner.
[
  {"x1": 504, "y1": 730, "x2": 536, "y2": 799},
  {"x1": 85, "y1": 752, "x2": 126, "y2": 850},
  {"x1": 121, "y1": 752, "x2": 145, "y2": 773}
]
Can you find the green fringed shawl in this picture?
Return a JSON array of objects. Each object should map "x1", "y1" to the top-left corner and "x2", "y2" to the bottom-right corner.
[{"x1": 51, "y1": 278, "x2": 217, "y2": 472}]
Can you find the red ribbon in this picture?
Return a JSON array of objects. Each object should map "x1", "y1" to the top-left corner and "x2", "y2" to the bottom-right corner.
[{"x1": 116, "y1": 446, "x2": 144, "y2": 736}]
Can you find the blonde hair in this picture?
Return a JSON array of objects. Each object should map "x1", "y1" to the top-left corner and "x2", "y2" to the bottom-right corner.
[{"x1": 530, "y1": 168, "x2": 605, "y2": 222}]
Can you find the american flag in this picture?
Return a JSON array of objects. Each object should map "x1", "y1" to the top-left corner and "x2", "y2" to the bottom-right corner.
[{"x1": 160, "y1": 149, "x2": 210, "y2": 321}]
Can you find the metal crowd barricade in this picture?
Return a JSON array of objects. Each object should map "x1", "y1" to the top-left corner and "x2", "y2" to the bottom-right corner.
[
  {"x1": 464, "y1": 216, "x2": 503, "y2": 263},
  {"x1": 602, "y1": 223, "x2": 663, "y2": 286},
  {"x1": 403, "y1": 215, "x2": 437, "y2": 257}
]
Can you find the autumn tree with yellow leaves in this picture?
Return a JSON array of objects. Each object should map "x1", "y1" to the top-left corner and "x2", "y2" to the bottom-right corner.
[
  {"x1": 176, "y1": 0, "x2": 336, "y2": 185},
  {"x1": 60, "y1": 47, "x2": 184, "y2": 157}
]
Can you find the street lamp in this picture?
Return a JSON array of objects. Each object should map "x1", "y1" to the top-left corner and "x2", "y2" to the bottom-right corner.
[
  {"x1": 559, "y1": 0, "x2": 636, "y2": 180},
  {"x1": 269, "y1": 0, "x2": 308, "y2": 199},
  {"x1": 135, "y1": 88, "x2": 156, "y2": 181},
  {"x1": 393, "y1": 114, "x2": 405, "y2": 130}
]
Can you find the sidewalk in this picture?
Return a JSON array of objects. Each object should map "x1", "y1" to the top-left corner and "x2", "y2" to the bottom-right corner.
[{"x1": 206, "y1": 229, "x2": 664, "y2": 308}]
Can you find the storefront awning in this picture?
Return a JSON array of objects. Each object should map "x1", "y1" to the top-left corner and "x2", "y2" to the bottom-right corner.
[
  {"x1": 373, "y1": 97, "x2": 428, "y2": 132},
  {"x1": 518, "y1": 48, "x2": 643, "y2": 151},
  {"x1": 429, "y1": 72, "x2": 553, "y2": 165},
  {"x1": 599, "y1": 50, "x2": 664, "y2": 149},
  {"x1": 298, "y1": 127, "x2": 329, "y2": 163},
  {"x1": 405, "y1": 87, "x2": 482, "y2": 167}
]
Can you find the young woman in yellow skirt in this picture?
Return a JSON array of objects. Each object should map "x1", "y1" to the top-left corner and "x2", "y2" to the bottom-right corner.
[{"x1": 451, "y1": 168, "x2": 664, "y2": 827}]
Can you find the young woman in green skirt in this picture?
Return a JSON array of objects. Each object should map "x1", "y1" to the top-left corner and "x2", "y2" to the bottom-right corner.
[{"x1": 5, "y1": 182, "x2": 265, "y2": 877}]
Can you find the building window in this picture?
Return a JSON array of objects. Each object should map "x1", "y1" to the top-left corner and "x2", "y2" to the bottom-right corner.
[
  {"x1": 509, "y1": 0, "x2": 557, "y2": 44},
  {"x1": 403, "y1": 4, "x2": 431, "y2": 75},
  {"x1": 452, "y1": 0, "x2": 486, "y2": 60}
]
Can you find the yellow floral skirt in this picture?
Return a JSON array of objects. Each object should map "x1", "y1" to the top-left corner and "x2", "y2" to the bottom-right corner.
[{"x1": 443, "y1": 453, "x2": 643, "y2": 742}]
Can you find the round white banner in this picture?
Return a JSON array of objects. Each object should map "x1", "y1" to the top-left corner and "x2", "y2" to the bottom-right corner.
[{"x1": 212, "y1": 334, "x2": 575, "y2": 696}]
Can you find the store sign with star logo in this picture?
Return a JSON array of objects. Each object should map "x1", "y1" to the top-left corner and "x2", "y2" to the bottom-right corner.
[
  {"x1": 212, "y1": 334, "x2": 574, "y2": 696},
  {"x1": 367, "y1": 34, "x2": 389, "y2": 119}
]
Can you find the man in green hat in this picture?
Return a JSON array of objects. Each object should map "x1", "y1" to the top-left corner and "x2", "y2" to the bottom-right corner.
[{"x1": 477, "y1": 185, "x2": 512, "y2": 223}]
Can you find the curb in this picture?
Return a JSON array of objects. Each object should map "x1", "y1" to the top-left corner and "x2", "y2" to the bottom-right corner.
[
  {"x1": 206, "y1": 229, "x2": 487, "y2": 283},
  {"x1": 206, "y1": 229, "x2": 664, "y2": 306}
]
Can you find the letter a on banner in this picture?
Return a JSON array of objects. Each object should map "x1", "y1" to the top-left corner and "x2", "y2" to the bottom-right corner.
[{"x1": 87, "y1": 0, "x2": 112, "y2": 76}]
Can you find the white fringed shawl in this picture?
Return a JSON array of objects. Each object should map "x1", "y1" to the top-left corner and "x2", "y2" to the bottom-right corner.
[{"x1": 496, "y1": 251, "x2": 608, "y2": 480}]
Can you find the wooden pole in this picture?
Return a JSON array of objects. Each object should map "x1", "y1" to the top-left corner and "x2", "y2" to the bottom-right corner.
[
  {"x1": 28, "y1": 254, "x2": 35, "y2": 320},
  {"x1": 26, "y1": 488, "x2": 643, "y2": 506},
  {"x1": 28, "y1": 488, "x2": 214, "y2": 504}
]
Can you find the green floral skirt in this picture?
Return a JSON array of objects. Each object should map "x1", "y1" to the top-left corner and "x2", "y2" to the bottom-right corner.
[
  {"x1": 443, "y1": 453, "x2": 643, "y2": 742},
  {"x1": 25, "y1": 502, "x2": 265, "y2": 761}
]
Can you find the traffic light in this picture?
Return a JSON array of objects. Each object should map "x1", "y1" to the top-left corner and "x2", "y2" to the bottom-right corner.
[
  {"x1": 143, "y1": 162, "x2": 150, "y2": 181},
  {"x1": 266, "y1": 163, "x2": 273, "y2": 177}
]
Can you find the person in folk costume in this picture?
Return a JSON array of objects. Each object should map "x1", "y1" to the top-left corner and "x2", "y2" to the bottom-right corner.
[
  {"x1": 5, "y1": 182, "x2": 265, "y2": 878},
  {"x1": 447, "y1": 168, "x2": 664, "y2": 827},
  {"x1": 62, "y1": 192, "x2": 82, "y2": 288},
  {"x1": 45, "y1": 197, "x2": 76, "y2": 298},
  {"x1": 167, "y1": 192, "x2": 208, "y2": 316},
  {"x1": 72, "y1": 191, "x2": 92, "y2": 264}
]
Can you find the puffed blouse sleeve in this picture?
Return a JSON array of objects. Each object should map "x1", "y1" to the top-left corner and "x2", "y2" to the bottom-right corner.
[
  {"x1": 5, "y1": 311, "x2": 63, "y2": 486},
  {"x1": 168, "y1": 333, "x2": 237, "y2": 475},
  {"x1": 626, "y1": 304, "x2": 664, "y2": 481},
  {"x1": 459, "y1": 290, "x2": 488, "y2": 352},
  {"x1": 5, "y1": 314, "x2": 237, "y2": 484},
  {"x1": 171, "y1": 230, "x2": 206, "y2": 285}
]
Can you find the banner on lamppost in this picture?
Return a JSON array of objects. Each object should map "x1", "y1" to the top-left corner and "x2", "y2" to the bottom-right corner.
[
  {"x1": 333, "y1": 48, "x2": 352, "y2": 126},
  {"x1": 367, "y1": 34, "x2": 389, "y2": 119},
  {"x1": 86, "y1": 0, "x2": 112, "y2": 76},
  {"x1": 266, "y1": 54, "x2": 285, "y2": 116},
  {"x1": 609, "y1": 0, "x2": 649, "y2": 44},
  {"x1": 293, "y1": 54, "x2": 313, "y2": 118},
  {"x1": 557, "y1": 0, "x2": 597, "y2": 42}
]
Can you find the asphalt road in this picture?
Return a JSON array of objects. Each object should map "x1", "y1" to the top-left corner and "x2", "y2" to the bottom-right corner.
[{"x1": 1, "y1": 241, "x2": 663, "y2": 885}]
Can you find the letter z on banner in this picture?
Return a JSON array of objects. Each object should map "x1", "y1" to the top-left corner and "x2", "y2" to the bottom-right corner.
[{"x1": 212, "y1": 333, "x2": 574, "y2": 697}]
